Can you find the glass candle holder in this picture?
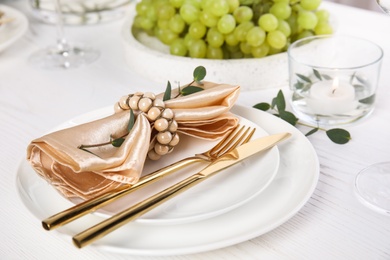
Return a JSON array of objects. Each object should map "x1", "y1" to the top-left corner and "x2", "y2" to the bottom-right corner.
[{"x1": 288, "y1": 35, "x2": 383, "y2": 126}]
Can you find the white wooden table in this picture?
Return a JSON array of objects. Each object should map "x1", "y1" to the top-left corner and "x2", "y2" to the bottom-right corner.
[{"x1": 1, "y1": 1, "x2": 389, "y2": 259}]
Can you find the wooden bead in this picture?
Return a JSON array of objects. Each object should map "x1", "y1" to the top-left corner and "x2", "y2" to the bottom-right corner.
[
  {"x1": 162, "y1": 108, "x2": 174, "y2": 119},
  {"x1": 119, "y1": 95, "x2": 130, "y2": 109},
  {"x1": 154, "y1": 143, "x2": 169, "y2": 155},
  {"x1": 148, "y1": 149, "x2": 161, "y2": 160},
  {"x1": 153, "y1": 98, "x2": 165, "y2": 108},
  {"x1": 169, "y1": 133, "x2": 180, "y2": 147},
  {"x1": 143, "y1": 92, "x2": 156, "y2": 100},
  {"x1": 129, "y1": 95, "x2": 141, "y2": 110},
  {"x1": 155, "y1": 118, "x2": 169, "y2": 132},
  {"x1": 147, "y1": 107, "x2": 161, "y2": 121},
  {"x1": 168, "y1": 120, "x2": 178, "y2": 132},
  {"x1": 114, "y1": 102, "x2": 123, "y2": 113},
  {"x1": 157, "y1": 131, "x2": 172, "y2": 145},
  {"x1": 138, "y1": 97, "x2": 153, "y2": 112}
]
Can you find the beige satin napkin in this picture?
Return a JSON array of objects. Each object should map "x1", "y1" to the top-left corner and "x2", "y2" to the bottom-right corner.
[{"x1": 27, "y1": 82, "x2": 240, "y2": 200}]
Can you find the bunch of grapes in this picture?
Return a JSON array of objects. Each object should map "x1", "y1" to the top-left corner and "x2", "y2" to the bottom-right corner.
[{"x1": 132, "y1": 0, "x2": 332, "y2": 59}]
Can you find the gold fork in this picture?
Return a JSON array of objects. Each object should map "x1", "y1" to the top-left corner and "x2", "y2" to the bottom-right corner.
[{"x1": 42, "y1": 125, "x2": 255, "y2": 230}]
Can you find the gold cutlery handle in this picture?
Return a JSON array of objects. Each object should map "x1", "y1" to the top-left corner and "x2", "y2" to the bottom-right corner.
[
  {"x1": 72, "y1": 173, "x2": 204, "y2": 248},
  {"x1": 42, "y1": 157, "x2": 204, "y2": 230}
]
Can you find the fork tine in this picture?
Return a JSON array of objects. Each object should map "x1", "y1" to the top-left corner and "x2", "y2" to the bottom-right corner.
[
  {"x1": 212, "y1": 126, "x2": 255, "y2": 158},
  {"x1": 206, "y1": 125, "x2": 242, "y2": 156}
]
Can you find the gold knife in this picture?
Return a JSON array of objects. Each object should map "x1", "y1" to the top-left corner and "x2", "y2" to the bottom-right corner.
[{"x1": 72, "y1": 132, "x2": 291, "y2": 248}]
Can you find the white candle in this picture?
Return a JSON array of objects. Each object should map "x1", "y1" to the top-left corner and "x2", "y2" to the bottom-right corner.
[{"x1": 306, "y1": 78, "x2": 357, "y2": 115}]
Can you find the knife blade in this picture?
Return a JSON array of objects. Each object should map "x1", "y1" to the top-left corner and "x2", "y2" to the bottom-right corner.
[{"x1": 72, "y1": 132, "x2": 291, "y2": 248}]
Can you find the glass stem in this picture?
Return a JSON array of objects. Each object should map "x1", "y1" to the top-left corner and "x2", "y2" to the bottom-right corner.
[{"x1": 54, "y1": 0, "x2": 69, "y2": 52}]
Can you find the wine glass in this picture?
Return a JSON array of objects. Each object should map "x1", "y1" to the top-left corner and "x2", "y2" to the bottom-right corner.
[
  {"x1": 354, "y1": 0, "x2": 390, "y2": 215},
  {"x1": 29, "y1": 0, "x2": 100, "y2": 69}
]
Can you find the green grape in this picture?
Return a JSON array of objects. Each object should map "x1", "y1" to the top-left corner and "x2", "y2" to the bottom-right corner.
[
  {"x1": 189, "y1": 21, "x2": 207, "y2": 39},
  {"x1": 227, "y1": 0, "x2": 240, "y2": 13},
  {"x1": 230, "y1": 50, "x2": 244, "y2": 59},
  {"x1": 136, "y1": 1, "x2": 152, "y2": 16},
  {"x1": 188, "y1": 39, "x2": 207, "y2": 58},
  {"x1": 315, "y1": 9, "x2": 330, "y2": 22},
  {"x1": 314, "y1": 22, "x2": 333, "y2": 35},
  {"x1": 225, "y1": 31, "x2": 239, "y2": 46},
  {"x1": 277, "y1": 19, "x2": 291, "y2": 37},
  {"x1": 300, "y1": 0, "x2": 321, "y2": 11},
  {"x1": 233, "y1": 6, "x2": 253, "y2": 24},
  {"x1": 201, "y1": 0, "x2": 213, "y2": 10},
  {"x1": 234, "y1": 21, "x2": 254, "y2": 42},
  {"x1": 157, "y1": 4, "x2": 176, "y2": 20},
  {"x1": 240, "y1": 41, "x2": 252, "y2": 55},
  {"x1": 157, "y1": 19, "x2": 170, "y2": 29},
  {"x1": 210, "y1": 0, "x2": 230, "y2": 17},
  {"x1": 169, "y1": 14, "x2": 186, "y2": 34},
  {"x1": 206, "y1": 27, "x2": 225, "y2": 48},
  {"x1": 217, "y1": 14, "x2": 236, "y2": 34},
  {"x1": 286, "y1": 12, "x2": 298, "y2": 34},
  {"x1": 185, "y1": 0, "x2": 202, "y2": 8},
  {"x1": 270, "y1": 3, "x2": 291, "y2": 20},
  {"x1": 246, "y1": 26, "x2": 266, "y2": 47},
  {"x1": 159, "y1": 29, "x2": 178, "y2": 45},
  {"x1": 266, "y1": 30, "x2": 286, "y2": 49},
  {"x1": 206, "y1": 46, "x2": 224, "y2": 59},
  {"x1": 297, "y1": 11, "x2": 318, "y2": 30},
  {"x1": 184, "y1": 33, "x2": 195, "y2": 48},
  {"x1": 272, "y1": 0, "x2": 289, "y2": 3},
  {"x1": 169, "y1": 0, "x2": 184, "y2": 8},
  {"x1": 295, "y1": 30, "x2": 314, "y2": 40},
  {"x1": 258, "y1": 13, "x2": 279, "y2": 32},
  {"x1": 225, "y1": 44, "x2": 239, "y2": 53},
  {"x1": 145, "y1": 4, "x2": 158, "y2": 22},
  {"x1": 170, "y1": 38, "x2": 188, "y2": 56},
  {"x1": 199, "y1": 11, "x2": 219, "y2": 27},
  {"x1": 180, "y1": 4, "x2": 200, "y2": 24},
  {"x1": 251, "y1": 42, "x2": 270, "y2": 58},
  {"x1": 139, "y1": 16, "x2": 155, "y2": 31}
]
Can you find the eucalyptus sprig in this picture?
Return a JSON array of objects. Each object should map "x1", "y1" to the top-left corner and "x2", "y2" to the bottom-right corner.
[
  {"x1": 163, "y1": 66, "x2": 206, "y2": 101},
  {"x1": 253, "y1": 90, "x2": 351, "y2": 144}
]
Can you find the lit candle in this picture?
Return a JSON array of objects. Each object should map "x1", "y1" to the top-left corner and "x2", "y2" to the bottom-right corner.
[{"x1": 306, "y1": 77, "x2": 357, "y2": 115}]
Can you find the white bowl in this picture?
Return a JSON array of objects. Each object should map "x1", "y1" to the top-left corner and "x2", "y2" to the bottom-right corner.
[{"x1": 121, "y1": 5, "x2": 288, "y2": 91}]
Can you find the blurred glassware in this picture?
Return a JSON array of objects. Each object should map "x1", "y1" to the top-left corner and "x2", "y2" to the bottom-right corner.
[
  {"x1": 29, "y1": 0, "x2": 132, "y2": 25},
  {"x1": 29, "y1": 0, "x2": 99, "y2": 69}
]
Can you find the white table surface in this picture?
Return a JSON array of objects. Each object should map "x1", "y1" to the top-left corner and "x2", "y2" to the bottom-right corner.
[{"x1": 1, "y1": 1, "x2": 390, "y2": 259}]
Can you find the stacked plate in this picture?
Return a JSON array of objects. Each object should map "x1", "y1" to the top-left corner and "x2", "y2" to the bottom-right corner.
[{"x1": 17, "y1": 105, "x2": 319, "y2": 256}]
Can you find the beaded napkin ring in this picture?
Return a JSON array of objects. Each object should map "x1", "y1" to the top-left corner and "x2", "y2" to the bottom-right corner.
[{"x1": 115, "y1": 92, "x2": 179, "y2": 160}]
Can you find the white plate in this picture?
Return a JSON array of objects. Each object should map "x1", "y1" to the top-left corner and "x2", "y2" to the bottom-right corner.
[
  {"x1": 0, "y1": 5, "x2": 28, "y2": 52},
  {"x1": 16, "y1": 105, "x2": 319, "y2": 256},
  {"x1": 28, "y1": 108, "x2": 279, "y2": 225}
]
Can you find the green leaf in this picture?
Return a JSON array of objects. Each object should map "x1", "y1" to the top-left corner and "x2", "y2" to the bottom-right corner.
[
  {"x1": 127, "y1": 109, "x2": 135, "y2": 132},
  {"x1": 294, "y1": 81, "x2": 304, "y2": 90},
  {"x1": 305, "y1": 127, "x2": 319, "y2": 136},
  {"x1": 193, "y1": 66, "x2": 206, "y2": 82},
  {"x1": 353, "y1": 84, "x2": 365, "y2": 92},
  {"x1": 279, "y1": 110, "x2": 299, "y2": 126},
  {"x1": 253, "y1": 102, "x2": 271, "y2": 111},
  {"x1": 313, "y1": 69, "x2": 322, "y2": 80},
  {"x1": 322, "y1": 74, "x2": 332, "y2": 80},
  {"x1": 275, "y1": 90, "x2": 286, "y2": 112},
  {"x1": 181, "y1": 86, "x2": 204, "y2": 96},
  {"x1": 271, "y1": 97, "x2": 277, "y2": 109},
  {"x1": 296, "y1": 73, "x2": 312, "y2": 83},
  {"x1": 163, "y1": 81, "x2": 172, "y2": 101},
  {"x1": 326, "y1": 128, "x2": 351, "y2": 144},
  {"x1": 112, "y1": 137, "x2": 125, "y2": 147},
  {"x1": 359, "y1": 94, "x2": 375, "y2": 104}
]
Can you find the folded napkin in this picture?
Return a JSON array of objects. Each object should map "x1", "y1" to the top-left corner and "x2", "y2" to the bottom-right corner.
[{"x1": 27, "y1": 82, "x2": 240, "y2": 200}]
